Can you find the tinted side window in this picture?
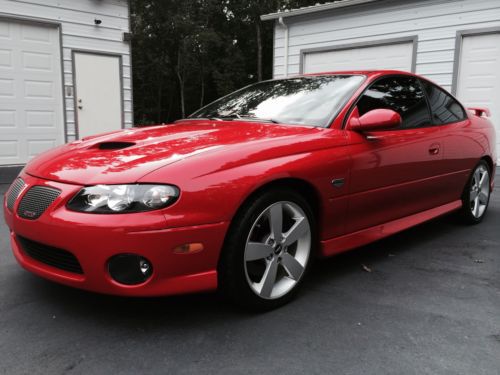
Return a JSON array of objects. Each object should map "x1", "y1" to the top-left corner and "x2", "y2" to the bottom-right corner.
[
  {"x1": 421, "y1": 80, "x2": 466, "y2": 125},
  {"x1": 357, "y1": 76, "x2": 431, "y2": 129}
]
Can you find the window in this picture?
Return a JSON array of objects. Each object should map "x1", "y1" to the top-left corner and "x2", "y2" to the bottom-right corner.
[
  {"x1": 356, "y1": 76, "x2": 431, "y2": 129},
  {"x1": 190, "y1": 75, "x2": 366, "y2": 127},
  {"x1": 421, "y1": 80, "x2": 467, "y2": 125}
]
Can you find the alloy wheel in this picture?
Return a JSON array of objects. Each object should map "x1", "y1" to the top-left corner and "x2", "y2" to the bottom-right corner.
[
  {"x1": 470, "y1": 164, "x2": 490, "y2": 219},
  {"x1": 244, "y1": 201, "x2": 311, "y2": 300}
]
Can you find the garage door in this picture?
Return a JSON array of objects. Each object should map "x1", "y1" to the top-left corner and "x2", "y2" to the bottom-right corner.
[
  {"x1": 456, "y1": 33, "x2": 500, "y2": 161},
  {"x1": 0, "y1": 20, "x2": 64, "y2": 166},
  {"x1": 303, "y1": 41, "x2": 414, "y2": 74}
]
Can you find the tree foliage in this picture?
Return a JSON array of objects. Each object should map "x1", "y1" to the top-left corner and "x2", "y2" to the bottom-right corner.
[{"x1": 130, "y1": 0, "x2": 319, "y2": 125}]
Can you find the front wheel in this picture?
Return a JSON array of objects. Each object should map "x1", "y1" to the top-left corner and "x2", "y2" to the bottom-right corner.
[
  {"x1": 459, "y1": 161, "x2": 491, "y2": 224},
  {"x1": 219, "y1": 189, "x2": 315, "y2": 311}
]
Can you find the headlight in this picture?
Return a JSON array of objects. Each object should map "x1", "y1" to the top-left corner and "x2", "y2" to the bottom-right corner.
[{"x1": 67, "y1": 184, "x2": 179, "y2": 213}]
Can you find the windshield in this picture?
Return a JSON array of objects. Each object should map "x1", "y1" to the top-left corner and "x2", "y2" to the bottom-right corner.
[{"x1": 189, "y1": 75, "x2": 365, "y2": 127}]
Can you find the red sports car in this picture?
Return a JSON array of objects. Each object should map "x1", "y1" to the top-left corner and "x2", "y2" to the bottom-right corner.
[{"x1": 3, "y1": 70, "x2": 496, "y2": 310}]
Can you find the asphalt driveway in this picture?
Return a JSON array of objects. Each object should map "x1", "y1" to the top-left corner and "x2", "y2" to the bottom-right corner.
[{"x1": 1, "y1": 177, "x2": 499, "y2": 375}]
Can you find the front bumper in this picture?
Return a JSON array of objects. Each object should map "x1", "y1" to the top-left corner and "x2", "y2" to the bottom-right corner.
[{"x1": 3, "y1": 173, "x2": 229, "y2": 296}]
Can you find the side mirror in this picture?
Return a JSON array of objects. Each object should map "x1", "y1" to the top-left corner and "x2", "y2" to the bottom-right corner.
[{"x1": 350, "y1": 109, "x2": 402, "y2": 131}]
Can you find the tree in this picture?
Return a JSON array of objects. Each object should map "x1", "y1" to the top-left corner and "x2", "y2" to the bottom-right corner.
[{"x1": 130, "y1": 0, "x2": 319, "y2": 124}]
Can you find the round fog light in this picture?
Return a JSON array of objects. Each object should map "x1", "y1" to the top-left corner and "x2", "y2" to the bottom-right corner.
[{"x1": 108, "y1": 254, "x2": 153, "y2": 285}]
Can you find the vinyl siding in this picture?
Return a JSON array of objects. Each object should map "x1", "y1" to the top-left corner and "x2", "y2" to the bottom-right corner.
[
  {"x1": 0, "y1": 0, "x2": 132, "y2": 141},
  {"x1": 273, "y1": 0, "x2": 500, "y2": 91}
]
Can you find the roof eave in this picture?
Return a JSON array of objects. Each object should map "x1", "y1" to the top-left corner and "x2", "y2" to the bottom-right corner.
[{"x1": 261, "y1": 0, "x2": 382, "y2": 21}]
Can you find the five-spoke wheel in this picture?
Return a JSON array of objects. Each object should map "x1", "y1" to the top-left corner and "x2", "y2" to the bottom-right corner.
[
  {"x1": 219, "y1": 188, "x2": 314, "y2": 310},
  {"x1": 469, "y1": 164, "x2": 490, "y2": 219},
  {"x1": 460, "y1": 161, "x2": 491, "y2": 224},
  {"x1": 244, "y1": 201, "x2": 311, "y2": 300}
]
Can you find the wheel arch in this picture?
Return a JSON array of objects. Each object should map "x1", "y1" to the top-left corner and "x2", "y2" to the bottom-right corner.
[
  {"x1": 481, "y1": 155, "x2": 494, "y2": 174},
  {"x1": 219, "y1": 177, "x2": 324, "y2": 267},
  {"x1": 233, "y1": 177, "x2": 322, "y2": 227}
]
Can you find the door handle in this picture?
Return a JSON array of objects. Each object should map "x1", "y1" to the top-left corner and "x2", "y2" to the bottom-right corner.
[{"x1": 429, "y1": 143, "x2": 440, "y2": 155}]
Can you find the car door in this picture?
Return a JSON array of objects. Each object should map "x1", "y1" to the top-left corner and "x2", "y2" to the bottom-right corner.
[
  {"x1": 420, "y1": 79, "x2": 479, "y2": 201},
  {"x1": 344, "y1": 75, "x2": 449, "y2": 234}
]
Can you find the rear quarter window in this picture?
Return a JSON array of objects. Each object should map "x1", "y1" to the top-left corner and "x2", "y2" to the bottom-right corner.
[{"x1": 421, "y1": 80, "x2": 467, "y2": 125}]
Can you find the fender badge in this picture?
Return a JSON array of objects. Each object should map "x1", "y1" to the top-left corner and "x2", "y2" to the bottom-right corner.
[{"x1": 331, "y1": 178, "x2": 345, "y2": 188}]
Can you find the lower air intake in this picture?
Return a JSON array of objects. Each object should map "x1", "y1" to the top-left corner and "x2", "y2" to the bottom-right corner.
[{"x1": 17, "y1": 235, "x2": 84, "y2": 274}]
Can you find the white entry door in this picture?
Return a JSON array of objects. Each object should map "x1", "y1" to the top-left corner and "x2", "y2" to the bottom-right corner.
[
  {"x1": 456, "y1": 33, "x2": 500, "y2": 160},
  {"x1": 303, "y1": 41, "x2": 414, "y2": 74},
  {"x1": 0, "y1": 19, "x2": 64, "y2": 165},
  {"x1": 74, "y1": 52, "x2": 122, "y2": 139}
]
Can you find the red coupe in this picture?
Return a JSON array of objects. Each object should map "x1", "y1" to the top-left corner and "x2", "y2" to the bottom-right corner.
[{"x1": 3, "y1": 71, "x2": 496, "y2": 310}]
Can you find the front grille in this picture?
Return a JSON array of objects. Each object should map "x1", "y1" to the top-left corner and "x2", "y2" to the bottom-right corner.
[
  {"x1": 17, "y1": 235, "x2": 84, "y2": 274},
  {"x1": 6, "y1": 178, "x2": 25, "y2": 211},
  {"x1": 17, "y1": 186, "x2": 61, "y2": 220}
]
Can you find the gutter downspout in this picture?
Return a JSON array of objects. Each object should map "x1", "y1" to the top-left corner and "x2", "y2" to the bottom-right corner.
[{"x1": 278, "y1": 17, "x2": 289, "y2": 77}]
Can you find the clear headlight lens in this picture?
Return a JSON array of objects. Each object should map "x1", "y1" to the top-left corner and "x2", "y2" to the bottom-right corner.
[
  {"x1": 142, "y1": 186, "x2": 173, "y2": 208},
  {"x1": 67, "y1": 184, "x2": 179, "y2": 213}
]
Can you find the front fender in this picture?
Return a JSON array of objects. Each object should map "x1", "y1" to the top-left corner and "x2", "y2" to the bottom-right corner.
[{"x1": 139, "y1": 147, "x2": 351, "y2": 240}]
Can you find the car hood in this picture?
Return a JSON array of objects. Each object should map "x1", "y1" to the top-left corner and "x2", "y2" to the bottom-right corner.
[{"x1": 25, "y1": 120, "x2": 325, "y2": 185}]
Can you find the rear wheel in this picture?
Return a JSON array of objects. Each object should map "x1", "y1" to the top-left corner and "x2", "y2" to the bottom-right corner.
[
  {"x1": 459, "y1": 161, "x2": 491, "y2": 224},
  {"x1": 219, "y1": 189, "x2": 315, "y2": 310}
]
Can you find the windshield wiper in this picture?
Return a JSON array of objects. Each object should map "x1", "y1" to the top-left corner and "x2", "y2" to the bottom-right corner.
[
  {"x1": 176, "y1": 117, "x2": 225, "y2": 122},
  {"x1": 178, "y1": 116, "x2": 281, "y2": 124},
  {"x1": 220, "y1": 115, "x2": 281, "y2": 124},
  {"x1": 254, "y1": 117, "x2": 280, "y2": 124}
]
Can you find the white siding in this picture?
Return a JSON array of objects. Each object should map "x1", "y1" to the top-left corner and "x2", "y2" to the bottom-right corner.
[
  {"x1": 0, "y1": 0, "x2": 132, "y2": 142},
  {"x1": 303, "y1": 41, "x2": 414, "y2": 73},
  {"x1": 273, "y1": 0, "x2": 500, "y2": 91}
]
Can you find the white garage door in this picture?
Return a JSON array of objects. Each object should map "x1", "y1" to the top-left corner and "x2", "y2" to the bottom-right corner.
[
  {"x1": 0, "y1": 20, "x2": 64, "y2": 166},
  {"x1": 457, "y1": 33, "x2": 500, "y2": 161},
  {"x1": 303, "y1": 41, "x2": 414, "y2": 74}
]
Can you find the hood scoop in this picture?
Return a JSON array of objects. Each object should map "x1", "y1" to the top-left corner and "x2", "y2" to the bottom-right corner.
[{"x1": 96, "y1": 141, "x2": 136, "y2": 150}]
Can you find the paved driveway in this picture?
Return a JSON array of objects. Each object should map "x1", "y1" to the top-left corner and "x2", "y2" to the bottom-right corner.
[{"x1": 0, "y1": 178, "x2": 499, "y2": 375}]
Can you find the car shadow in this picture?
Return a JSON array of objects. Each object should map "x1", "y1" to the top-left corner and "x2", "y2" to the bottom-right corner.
[
  {"x1": 23, "y1": 210, "x2": 483, "y2": 329},
  {"x1": 306, "y1": 213, "x2": 467, "y2": 285}
]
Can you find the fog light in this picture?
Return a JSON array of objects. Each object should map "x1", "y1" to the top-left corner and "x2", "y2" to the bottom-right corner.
[{"x1": 108, "y1": 254, "x2": 153, "y2": 285}]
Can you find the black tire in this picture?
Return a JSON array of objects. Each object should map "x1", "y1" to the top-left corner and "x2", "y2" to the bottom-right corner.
[
  {"x1": 458, "y1": 160, "x2": 491, "y2": 224},
  {"x1": 218, "y1": 188, "x2": 316, "y2": 311}
]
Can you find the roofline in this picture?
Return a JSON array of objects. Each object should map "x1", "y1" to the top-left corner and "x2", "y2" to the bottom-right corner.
[{"x1": 261, "y1": 0, "x2": 383, "y2": 21}]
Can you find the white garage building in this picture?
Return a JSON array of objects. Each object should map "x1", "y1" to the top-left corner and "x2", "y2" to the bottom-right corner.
[
  {"x1": 262, "y1": 0, "x2": 500, "y2": 159},
  {"x1": 0, "y1": 0, "x2": 132, "y2": 173}
]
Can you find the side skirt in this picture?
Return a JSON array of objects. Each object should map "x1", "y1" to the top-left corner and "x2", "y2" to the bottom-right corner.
[{"x1": 320, "y1": 200, "x2": 463, "y2": 257}]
